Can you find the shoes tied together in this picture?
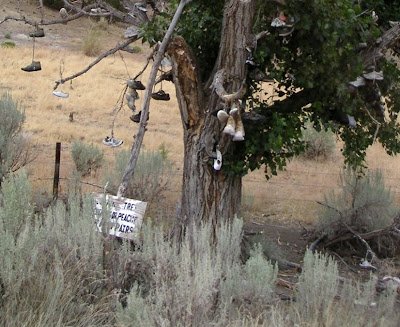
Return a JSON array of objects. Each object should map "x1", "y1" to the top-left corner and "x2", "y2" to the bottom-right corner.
[{"x1": 218, "y1": 103, "x2": 245, "y2": 142}]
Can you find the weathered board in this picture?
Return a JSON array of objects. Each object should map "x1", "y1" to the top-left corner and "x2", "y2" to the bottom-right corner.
[{"x1": 93, "y1": 193, "x2": 147, "y2": 241}]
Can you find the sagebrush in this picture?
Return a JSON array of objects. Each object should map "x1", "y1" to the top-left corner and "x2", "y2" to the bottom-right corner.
[
  {"x1": 318, "y1": 168, "x2": 397, "y2": 236},
  {"x1": 0, "y1": 172, "x2": 398, "y2": 326},
  {"x1": 71, "y1": 139, "x2": 104, "y2": 177},
  {"x1": 301, "y1": 121, "x2": 336, "y2": 161},
  {"x1": 0, "y1": 92, "x2": 36, "y2": 185}
]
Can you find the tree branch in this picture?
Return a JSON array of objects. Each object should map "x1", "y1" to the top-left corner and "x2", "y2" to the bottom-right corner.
[
  {"x1": 211, "y1": 69, "x2": 247, "y2": 103},
  {"x1": 117, "y1": 0, "x2": 192, "y2": 198},
  {"x1": 53, "y1": 38, "x2": 137, "y2": 89},
  {"x1": 62, "y1": 0, "x2": 138, "y2": 25},
  {"x1": 361, "y1": 24, "x2": 400, "y2": 66},
  {"x1": 0, "y1": 3, "x2": 100, "y2": 26}
]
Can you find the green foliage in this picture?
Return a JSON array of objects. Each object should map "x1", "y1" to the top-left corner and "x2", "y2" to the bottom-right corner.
[
  {"x1": 301, "y1": 121, "x2": 336, "y2": 160},
  {"x1": 1, "y1": 41, "x2": 14, "y2": 47},
  {"x1": 318, "y1": 169, "x2": 397, "y2": 236},
  {"x1": 132, "y1": 45, "x2": 142, "y2": 53},
  {"x1": 71, "y1": 140, "x2": 104, "y2": 177},
  {"x1": 142, "y1": 0, "x2": 224, "y2": 81},
  {"x1": 104, "y1": 149, "x2": 171, "y2": 203},
  {"x1": 0, "y1": 92, "x2": 36, "y2": 184},
  {"x1": 246, "y1": 0, "x2": 400, "y2": 174},
  {"x1": 82, "y1": 21, "x2": 103, "y2": 56},
  {"x1": 4, "y1": 32, "x2": 11, "y2": 39}
]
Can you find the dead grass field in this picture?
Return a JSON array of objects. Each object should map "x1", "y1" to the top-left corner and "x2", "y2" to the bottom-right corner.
[{"x1": 2, "y1": 1, "x2": 400, "y2": 226}]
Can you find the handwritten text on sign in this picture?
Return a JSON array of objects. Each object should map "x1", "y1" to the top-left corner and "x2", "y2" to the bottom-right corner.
[{"x1": 93, "y1": 193, "x2": 147, "y2": 240}]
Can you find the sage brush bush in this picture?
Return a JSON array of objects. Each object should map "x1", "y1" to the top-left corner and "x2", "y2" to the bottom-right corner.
[
  {"x1": 0, "y1": 172, "x2": 114, "y2": 326},
  {"x1": 301, "y1": 121, "x2": 336, "y2": 160},
  {"x1": 82, "y1": 21, "x2": 103, "y2": 56},
  {"x1": 318, "y1": 169, "x2": 397, "y2": 236},
  {"x1": 269, "y1": 250, "x2": 398, "y2": 327},
  {"x1": 104, "y1": 149, "x2": 172, "y2": 203},
  {"x1": 0, "y1": 92, "x2": 36, "y2": 185},
  {"x1": 71, "y1": 139, "x2": 104, "y2": 177},
  {"x1": 117, "y1": 218, "x2": 278, "y2": 326}
]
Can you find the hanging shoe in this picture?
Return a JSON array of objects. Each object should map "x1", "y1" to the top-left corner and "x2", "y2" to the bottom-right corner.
[
  {"x1": 21, "y1": 61, "x2": 41, "y2": 72},
  {"x1": 217, "y1": 110, "x2": 229, "y2": 123},
  {"x1": 130, "y1": 111, "x2": 149, "y2": 123},
  {"x1": 233, "y1": 111, "x2": 245, "y2": 141},
  {"x1": 127, "y1": 79, "x2": 146, "y2": 90},
  {"x1": 151, "y1": 90, "x2": 170, "y2": 101},
  {"x1": 52, "y1": 90, "x2": 69, "y2": 98},
  {"x1": 278, "y1": 26, "x2": 294, "y2": 37},
  {"x1": 103, "y1": 136, "x2": 123, "y2": 147},
  {"x1": 349, "y1": 76, "x2": 366, "y2": 88},
  {"x1": 29, "y1": 28, "x2": 45, "y2": 38},
  {"x1": 129, "y1": 88, "x2": 139, "y2": 100},
  {"x1": 223, "y1": 111, "x2": 236, "y2": 136},
  {"x1": 271, "y1": 17, "x2": 286, "y2": 28},
  {"x1": 127, "y1": 98, "x2": 136, "y2": 111},
  {"x1": 213, "y1": 149, "x2": 222, "y2": 171},
  {"x1": 359, "y1": 260, "x2": 377, "y2": 271},
  {"x1": 363, "y1": 70, "x2": 384, "y2": 82}
]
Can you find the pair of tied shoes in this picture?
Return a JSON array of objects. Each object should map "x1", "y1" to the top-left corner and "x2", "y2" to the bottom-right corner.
[{"x1": 218, "y1": 106, "x2": 245, "y2": 141}]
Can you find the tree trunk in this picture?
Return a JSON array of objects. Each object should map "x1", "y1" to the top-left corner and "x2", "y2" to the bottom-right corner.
[{"x1": 167, "y1": 0, "x2": 256, "y2": 231}]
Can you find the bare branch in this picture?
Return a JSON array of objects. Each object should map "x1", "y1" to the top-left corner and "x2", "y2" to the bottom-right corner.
[
  {"x1": 255, "y1": 30, "x2": 270, "y2": 41},
  {"x1": 363, "y1": 105, "x2": 381, "y2": 142},
  {"x1": 117, "y1": 0, "x2": 193, "y2": 198},
  {"x1": 361, "y1": 24, "x2": 400, "y2": 66},
  {"x1": 53, "y1": 38, "x2": 137, "y2": 89},
  {"x1": 155, "y1": 70, "x2": 173, "y2": 85},
  {"x1": 211, "y1": 69, "x2": 247, "y2": 103},
  {"x1": 316, "y1": 201, "x2": 380, "y2": 264}
]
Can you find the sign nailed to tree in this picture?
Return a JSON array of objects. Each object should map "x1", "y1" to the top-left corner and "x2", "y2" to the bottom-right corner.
[{"x1": 93, "y1": 193, "x2": 147, "y2": 240}]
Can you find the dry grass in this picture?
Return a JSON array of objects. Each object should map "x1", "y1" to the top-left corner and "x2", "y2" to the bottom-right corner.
[{"x1": 2, "y1": 1, "x2": 400, "y2": 226}]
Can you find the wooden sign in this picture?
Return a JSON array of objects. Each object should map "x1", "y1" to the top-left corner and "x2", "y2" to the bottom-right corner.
[{"x1": 93, "y1": 193, "x2": 147, "y2": 240}]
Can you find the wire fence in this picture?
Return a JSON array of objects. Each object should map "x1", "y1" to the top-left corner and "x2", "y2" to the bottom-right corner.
[{"x1": 26, "y1": 144, "x2": 400, "y2": 216}]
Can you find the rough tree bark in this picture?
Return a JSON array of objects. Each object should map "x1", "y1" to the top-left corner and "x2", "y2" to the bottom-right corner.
[{"x1": 167, "y1": 0, "x2": 257, "y2": 231}]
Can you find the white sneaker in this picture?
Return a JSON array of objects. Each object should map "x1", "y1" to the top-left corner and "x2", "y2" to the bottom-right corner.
[
  {"x1": 52, "y1": 90, "x2": 69, "y2": 98},
  {"x1": 271, "y1": 17, "x2": 285, "y2": 27},
  {"x1": 213, "y1": 149, "x2": 222, "y2": 170},
  {"x1": 217, "y1": 110, "x2": 229, "y2": 123},
  {"x1": 359, "y1": 260, "x2": 376, "y2": 271},
  {"x1": 103, "y1": 136, "x2": 123, "y2": 147}
]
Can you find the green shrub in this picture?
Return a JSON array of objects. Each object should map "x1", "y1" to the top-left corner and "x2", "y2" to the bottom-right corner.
[
  {"x1": 4, "y1": 32, "x2": 11, "y2": 39},
  {"x1": 104, "y1": 149, "x2": 172, "y2": 203},
  {"x1": 318, "y1": 169, "x2": 396, "y2": 236},
  {"x1": 1, "y1": 41, "x2": 14, "y2": 48},
  {"x1": 301, "y1": 121, "x2": 336, "y2": 160},
  {"x1": 0, "y1": 92, "x2": 36, "y2": 185},
  {"x1": 82, "y1": 21, "x2": 103, "y2": 57},
  {"x1": 132, "y1": 45, "x2": 142, "y2": 53},
  {"x1": 71, "y1": 140, "x2": 104, "y2": 177}
]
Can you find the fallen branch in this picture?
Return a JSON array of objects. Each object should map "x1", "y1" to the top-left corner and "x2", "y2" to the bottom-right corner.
[{"x1": 316, "y1": 201, "x2": 380, "y2": 264}]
